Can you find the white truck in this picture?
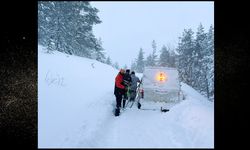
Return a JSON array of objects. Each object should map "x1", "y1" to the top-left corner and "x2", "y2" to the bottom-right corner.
[{"x1": 142, "y1": 67, "x2": 183, "y2": 103}]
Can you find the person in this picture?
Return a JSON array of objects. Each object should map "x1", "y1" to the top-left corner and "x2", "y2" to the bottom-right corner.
[
  {"x1": 122, "y1": 69, "x2": 132, "y2": 108},
  {"x1": 114, "y1": 69, "x2": 126, "y2": 115},
  {"x1": 129, "y1": 71, "x2": 141, "y2": 101}
]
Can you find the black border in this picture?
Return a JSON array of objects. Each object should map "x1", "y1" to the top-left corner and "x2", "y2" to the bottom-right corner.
[
  {"x1": 1, "y1": 0, "x2": 249, "y2": 149},
  {"x1": 1, "y1": 0, "x2": 37, "y2": 149}
]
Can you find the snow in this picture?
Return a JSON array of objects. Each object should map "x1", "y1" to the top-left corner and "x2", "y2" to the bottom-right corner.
[
  {"x1": 80, "y1": 9, "x2": 88, "y2": 16},
  {"x1": 38, "y1": 45, "x2": 214, "y2": 148}
]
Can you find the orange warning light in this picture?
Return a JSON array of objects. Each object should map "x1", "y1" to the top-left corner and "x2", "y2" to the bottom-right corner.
[{"x1": 156, "y1": 72, "x2": 167, "y2": 82}]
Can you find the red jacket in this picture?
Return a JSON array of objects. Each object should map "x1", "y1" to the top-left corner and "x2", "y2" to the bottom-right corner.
[{"x1": 115, "y1": 73, "x2": 125, "y2": 89}]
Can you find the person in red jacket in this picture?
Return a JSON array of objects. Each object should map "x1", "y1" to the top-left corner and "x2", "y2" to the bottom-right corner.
[{"x1": 114, "y1": 69, "x2": 126, "y2": 115}]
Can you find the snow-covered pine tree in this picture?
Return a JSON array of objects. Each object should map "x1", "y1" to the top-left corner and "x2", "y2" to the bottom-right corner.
[
  {"x1": 203, "y1": 25, "x2": 214, "y2": 101},
  {"x1": 131, "y1": 60, "x2": 137, "y2": 72},
  {"x1": 159, "y1": 45, "x2": 170, "y2": 67},
  {"x1": 193, "y1": 23, "x2": 209, "y2": 97},
  {"x1": 145, "y1": 40, "x2": 158, "y2": 67},
  {"x1": 38, "y1": 2, "x2": 60, "y2": 52},
  {"x1": 91, "y1": 38, "x2": 106, "y2": 63},
  {"x1": 177, "y1": 24, "x2": 214, "y2": 101},
  {"x1": 78, "y1": 2, "x2": 103, "y2": 58},
  {"x1": 105, "y1": 56, "x2": 112, "y2": 66},
  {"x1": 151, "y1": 40, "x2": 158, "y2": 66},
  {"x1": 169, "y1": 49, "x2": 177, "y2": 68},
  {"x1": 145, "y1": 54, "x2": 153, "y2": 67},
  {"x1": 176, "y1": 28, "x2": 196, "y2": 85},
  {"x1": 135, "y1": 48, "x2": 145, "y2": 73},
  {"x1": 38, "y1": 1, "x2": 103, "y2": 60},
  {"x1": 63, "y1": 1, "x2": 102, "y2": 58}
]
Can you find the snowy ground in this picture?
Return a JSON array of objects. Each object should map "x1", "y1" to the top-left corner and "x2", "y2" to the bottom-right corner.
[{"x1": 38, "y1": 45, "x2": 214, "y2": 148}]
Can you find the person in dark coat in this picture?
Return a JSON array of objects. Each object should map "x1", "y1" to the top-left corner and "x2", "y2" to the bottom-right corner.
[
  {"x1": 122, "y1": 69, "x2": 132, "y2": 108},
  {"x1": 129, "y1": 71, "x2": 141, "y2": 101},
  {"x1": 114, "y1": 69, "x2": 126, "y2": 111}
]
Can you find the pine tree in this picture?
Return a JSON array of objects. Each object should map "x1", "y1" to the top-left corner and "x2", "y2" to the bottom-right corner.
[
  {"x1": 177, "y1": 24, "x2": 214, "y2": 101},
  {"x1": 176, "y1": 28, "x2": 195, "y2": 85},
  {"x1": 131, "y1": 60, "x2": 137, "y2": 72},
  {"x1": 151, "y1": 40, "x2": 158, "y2": 66},
  {"x1": 38, "y1": 2, "x2": 104, "y2": 59},
  {"x1": 145, "y1": 40, "x2": 158, "y2": 67},
  {"x1": 135, "y1": 48, "x2": 145, "y2": 73},
  {"x1": 106, "y1": 56, "x2": 112, "y2": 65},
  {"x1": 145, "y1": 54, "x2": 153, "y2": 67},
  {"x1": 63, "y1": 2, "x2": 102, "y2": 57},
  {"x1": 92, "y1": 38, "x2": 106, "y2": 63},
  {"x1": 191, "y1": 24, "x2": 209, "y2": 97},
  {"x1": 203, "y1": 25, "x2": 214, "y2": 100},
  {"x1": 193, "y1": 23, "x2": 207, "y2": 93},
  {"x1": 169, "y1": 50, "x2": 177, "y2": 68},
  {"x1": 38, "y1": 2, "x2": 59, "y2": 52},
  {"x1": 159, "y1": 45, "x2": 170, "y2": 67}
]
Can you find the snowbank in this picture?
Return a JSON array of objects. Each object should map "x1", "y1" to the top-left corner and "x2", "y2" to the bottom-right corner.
[{"x1": 38, "y1": 45, "x2": 118, "y2": 147}]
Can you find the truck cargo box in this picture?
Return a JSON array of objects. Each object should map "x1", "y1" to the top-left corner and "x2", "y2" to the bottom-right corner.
[{"x1": 142, "y1": 67, "x2": 183, "y2": 103}]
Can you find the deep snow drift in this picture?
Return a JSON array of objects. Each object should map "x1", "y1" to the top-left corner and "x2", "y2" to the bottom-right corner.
[{"x1": 38, "y1": 45, "x2": 214, "y2": 148}]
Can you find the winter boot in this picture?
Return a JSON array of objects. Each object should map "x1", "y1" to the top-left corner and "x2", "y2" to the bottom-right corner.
[
  {"x1": 115, "y1": 107, "x2": 120, "y2": 116},
  {"x1": 137, "y1": 102, "x2": 141, "y2": 109}
]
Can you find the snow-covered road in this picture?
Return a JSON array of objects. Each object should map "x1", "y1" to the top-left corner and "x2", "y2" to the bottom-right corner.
[{"x1": 84, "y1": 86, "x2": 213, "y2": 148}]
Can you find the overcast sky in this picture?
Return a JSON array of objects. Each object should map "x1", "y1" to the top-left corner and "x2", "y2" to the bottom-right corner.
[{"x1": 91, "y1": 2, "x2": 214, "y2": 68}]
